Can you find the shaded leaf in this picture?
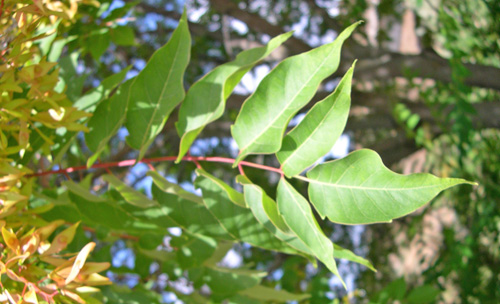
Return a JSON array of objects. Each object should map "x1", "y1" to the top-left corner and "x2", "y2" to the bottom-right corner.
[
  {"x1": 85, "y1": 78, "x2": 134, "y2": 168},
  {"x1": 277, "y1": 178, "x2": 344, "y2": 287},
  {"x1": 306, "y1": 149, "x2": 475, "y2": 224},
  {"x1": 370, "y1": 277, "x2": 407, "y2": 303},
  {"x1": 176, "y1": 234, "x2": 217, "y2": 269},
  {"x1": 125, "y1": 10, "x2": 191, "y2": 160},
  {"x1": 238, "y1": 285, "x2": 310, "y2": 302},
  {"x1": 232, "y1": 22, "x2": 360, "y2": 164},
  {"x1": 103, "y1": 174, "x2": 157, "y2": 208},
  {"x1": 151, "y1": 179, "x2": 233, "y2": 240},
  {"x1": 175, "y1": 32, "x2": 293, "y2": 162},
  {"x1": 111, "y1": 26, "x2": 135, "y2": 46},
  {"x1": 64, "y1": 181, "x2": 152, "y2": 232},
  {"x1": 73, "y1": 65, "x2": 131, "y2": 112},
  {"x1": 195, "y1": 170, "x2": 298, "y2": 254},
  {"x1": 203, "y1": 266, "x2": 265, "y2": 296},
  {"x1": 407, "y1": 285, "x2": 440, "y2": 304},
  {"x1": 147, "y1": 171, "x2": 203, "y2": 204},
  {"x1": 277, "y1": 63, "x2": 355, "y2": 177}
]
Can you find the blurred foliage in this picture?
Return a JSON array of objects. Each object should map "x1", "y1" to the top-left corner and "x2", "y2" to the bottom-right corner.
[{"x1": 1, "y1": 0, "x2": 499, "y2": 303}]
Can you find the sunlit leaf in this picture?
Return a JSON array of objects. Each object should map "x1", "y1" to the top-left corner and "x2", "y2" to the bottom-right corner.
[
  {"x1": 43, "y1": 222, "x2": 80, "y2": 255},
  {"x1": 236, "y1": 175, "x2": 315, "y2": 260},
  {"x1": 2, "y1": 227, "x2": 19, "y2": 252},
  {"x1": 125, "y1": 9, "x2": 191, "y2": 160},
  {"x1": 277, "y1": 178, "x2": 344, "y2": 287},
  {"x1": 277, "y1": 63, "x2": 355, "y2": 177},
  {"x1": 232, "y1": 22, "x2": 360, "y2": 164},
  {"x1": 175, "y1": 32, "x2": 293, "y2": 162},
  {"x1": 306, "y1": 149, "x2": 475, "y2": 224},
  {"x1": 65, "y1": 242, "x2": 96, "y2": 285}
]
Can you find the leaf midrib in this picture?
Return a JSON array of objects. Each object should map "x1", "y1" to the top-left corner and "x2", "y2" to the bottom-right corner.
[
  {"x1": 281, "y1": 180, "x2": 328, "y2": 253},
  {"x1": 300, "y1": 176, "x2": 448, "y2": 191}
]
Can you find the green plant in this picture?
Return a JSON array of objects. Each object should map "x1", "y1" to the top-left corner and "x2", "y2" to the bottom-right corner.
[{"x1": 1, "y1": 3, "x2": 474, "y2": 303}]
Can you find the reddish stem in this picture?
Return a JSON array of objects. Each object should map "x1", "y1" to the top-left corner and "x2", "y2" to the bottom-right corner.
[
  {"x1": 238, "y1": 162, "x2": 245, "y2": 176},
  {"x1": 27, "y1": 156, "x2": 283, "y2": 177},
  {"x1": 146, "y1": 162, "x2": 156, "y2": 171},
  {"x1": 0, "y1": 0, "x2": 4, "y2": 19},
  {"x1": 187, "y1": 151, "x2": 202, "y2": 169}
]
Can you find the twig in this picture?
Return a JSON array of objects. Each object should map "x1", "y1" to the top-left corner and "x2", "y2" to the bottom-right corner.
[{"x1": 27, "y1": 156, "x2": 284, "y2": 178}]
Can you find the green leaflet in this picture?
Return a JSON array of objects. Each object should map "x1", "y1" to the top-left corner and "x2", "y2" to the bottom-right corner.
[
  {"x1": 203, "y1": 241, "x2": 233, "y2": 267},
  {"x1": 151, "y1": 177, "x2": 233, "y2": 241},
  {"x1": 59, "y1": 66, "x2": 131, "y2": 167},
  {"x1": 237, "y1": 175, "x2": 292, "y2": 234},
  {"x1": 175, "y1": 234, "x2": 217, "y2": 269},
  {"x1": 85, "y1": 78, "x2": 134, "y2": 168},
  {"x1": 125, "y1": 10, "x2": 191, "y2": 160},
  {"x1": 277, "y1": 62, "x2": 355, "y2": 177},
  {"x1": 203, "y1": 266, "x2": 265, "y2": 296},
  {"x1": 306, "y1": 149, "x2": 475, "y2": 224},
  {"x1": 194, "y1": 170, "x2": 299, "y2": 254},
  {"x1": 147, "y1": 171, "x2": 203, "y2": 204},
  {"x1": 74, "y1": 65, "x2": 131, "y2": 112},
  {"x1": 277, "y1": 178, "x2": 345, "y2": 288},
  {"x1": 63, "y1": 181, "x2": 152, "y2": 232},
  {"x1": 102, "y1": 174, "x2": 157, "y2": 208},
  {"x1": 236, "y1": 175, "x2": 313, "y2": 256},
  {"x1": 332, "y1": 243, "x2": 375, "y2": 272},
  {"x1": 175, "y1": 32, "x2": 293, "y2": 162},
  {"x1": 238, "y1": 285, "x2": 310, "y2": 302},
  {"x1": 231, "y1": 22, "x2": 361, "y2": 164},
  {"x1": 196, "y1": 169, "x2": 246, "y2": 207}
]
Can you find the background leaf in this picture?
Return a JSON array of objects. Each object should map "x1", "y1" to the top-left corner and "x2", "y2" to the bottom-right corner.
[{"x1": 238, "y1": 285, "x2": 310, "y2": 302}]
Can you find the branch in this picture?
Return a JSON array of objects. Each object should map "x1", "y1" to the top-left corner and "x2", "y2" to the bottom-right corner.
[
  {"x1": 210, "y1": 0, "x2": 311, "y2": 53},
  {"x1": 27, "y1": 156, "x2": 283, "y2": 178},
  {"x1": 209, "y1": 0, "x2": 500, "y2": 91}
]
